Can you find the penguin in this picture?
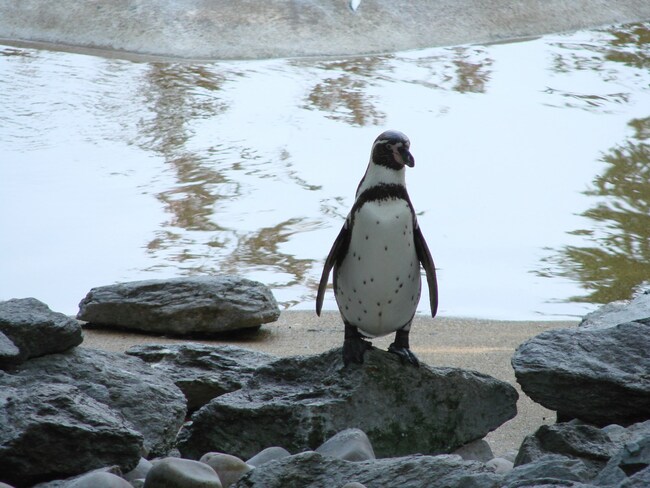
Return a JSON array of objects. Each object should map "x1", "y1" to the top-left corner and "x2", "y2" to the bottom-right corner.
[{"x1": 316, "y1": 130, "x2": 438, "y2": 367}]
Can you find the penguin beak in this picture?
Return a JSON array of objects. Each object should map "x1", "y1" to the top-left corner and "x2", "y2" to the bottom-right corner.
[{"x1": 399, "y1": 146, "x2": 415, "y2": 167}]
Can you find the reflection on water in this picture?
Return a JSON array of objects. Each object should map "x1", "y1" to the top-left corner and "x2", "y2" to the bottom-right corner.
[
  {"x1": 1, "y1": 22, "x2": 650, "y2": 318},
  {"x1": 539, "y1": 116, "x2": 650, "y2": 303}
]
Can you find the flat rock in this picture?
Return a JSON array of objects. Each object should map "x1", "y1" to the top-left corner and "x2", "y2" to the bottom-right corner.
[
  {"x1": 3, "y1": 1, "x2": 650, "y2": 60},
  {"x1": 233, "y1": 451, "x2": 498, "y2": 488},
  {"x1": 126, "y1": 344, "x2": 276, "y2": 412},
  {"x1": 0, "y1": 298, "x2": 82, "y2": 366},
  {"x1": 177, "y1": 347, "x2": 518, "y2": 460},
  {"x1": 511, "y1": 321, "x2": 650, "y2": 426},
  {"x1": 0, "y1": 383, "x2": 142, "y2": 487},
  {"x1": 77, "y1": 276, "x2": 280, "y2": 336},
  {"x1": 580, "y1": 291, "x2": 650, "y2": 329},
  {"x1": 3, "y1": 347, "x2": 186, "y2": 456}
]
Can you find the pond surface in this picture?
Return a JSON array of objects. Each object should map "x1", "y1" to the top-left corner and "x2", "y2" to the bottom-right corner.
[{"x1": 1, "y1": 22, "x2": 649, "y2": 319}]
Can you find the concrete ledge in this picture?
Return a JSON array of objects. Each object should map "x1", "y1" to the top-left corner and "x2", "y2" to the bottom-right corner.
[{"x1": 1, "y1": 0, "x2": 650, "y2": 60}]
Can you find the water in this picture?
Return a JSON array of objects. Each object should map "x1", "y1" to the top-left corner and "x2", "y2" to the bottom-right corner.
[{"x1": 1, "y1": 23, "x2": 649, "y2": 319}]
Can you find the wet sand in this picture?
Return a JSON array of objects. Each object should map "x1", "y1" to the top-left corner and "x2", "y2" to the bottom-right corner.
[{"x1": 82, "y1": 311, "x2": 578, "y2": 457}]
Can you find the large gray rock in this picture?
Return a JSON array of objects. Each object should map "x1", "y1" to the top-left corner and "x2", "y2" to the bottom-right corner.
[
  {"x1": 177, "y1": 347, "x2": 518, "y2": 460},
  {"x1": 3, "y1": 347, "x2": 186, "y2": 456},
  {"x1": 77, "y1": 276, "x2": 280, "y2": 336},
  {"x1": 0, "y1": 298, "x2": 82, "y2": 366},
  {"x1": 515, "y1": 422, "x2": 617, "y2": 480},
  {"x1": 0, "y1": 383, "x2": 142, "y2": 487},
  {"x1": 232, "y1": 451, "x2": 499, "y2": 488},
  {"x1": 125, "y1": 344, "x2": 276, "y2": 412},
  {"x1": 595, "y1": 425, "x2": 650, "y2": 486},
  {"x1": 580, "y1": 291, "x2": 650, "y2": 329},
  {"x1": 512, "y1": 321, "x2": 650, "y2": 426}
]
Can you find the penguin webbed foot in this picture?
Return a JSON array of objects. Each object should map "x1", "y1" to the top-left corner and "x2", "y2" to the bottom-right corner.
[
  {"x1": 388, "y1": 327, "x2": 419, "y2": 367},
  {"x1": 388, "y1": 343, "x2": 420, "y2": 367},
  {"x1": 343, "y1": 323, "x2": 373, "y2": 366}
]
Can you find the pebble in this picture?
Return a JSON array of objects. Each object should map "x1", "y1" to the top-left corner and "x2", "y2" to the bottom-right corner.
[
  {"x1": 486, "y1": 457, "x2": 514, "y2": 474},
  {"x1": 315, "y1": 428, "x2": 375, "y2": 462},
  {"x1": 246, "y1": 446, "x2": 291, "y2": 467},
  {"x1": 124, "y1": 458, "x2": 153, "y2": 482},
  {"x1": 199, "y1": 452, "x2": 252, "y2": 487},
  {"x1": 144, "y1": 457, "x2": 222, "y2": 488},
  {"x1": 69, "y1": 471, "x2": 133, "y2": 488}
]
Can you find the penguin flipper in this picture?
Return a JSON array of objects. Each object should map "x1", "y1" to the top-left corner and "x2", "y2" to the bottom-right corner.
[
  {"x1": 316, "y1": 221, "x2": 351, "y2": 316},
  {"x1": 414, "y1": 225, "x2": 438, "y2": 317}
]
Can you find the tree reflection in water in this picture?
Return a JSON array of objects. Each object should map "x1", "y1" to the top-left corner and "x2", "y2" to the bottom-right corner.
[{"x1": 539, "y1": 116, "x2": 650, "y2": 304}]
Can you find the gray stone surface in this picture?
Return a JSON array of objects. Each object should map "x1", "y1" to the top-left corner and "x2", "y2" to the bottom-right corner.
[
  {"x1": 68, "y1": 471, "x2": 133, "y2": 488},
  {"x1": 33, "y1": 466, "x2": 124, "y2": 488},
  {"x1": 77, "y1": 276, "x2": 280, "y2": 336},
  {"x1": 0, "y1": 298, "x2": 82, "y2": 366},
  {"x1": 453, "y1": 439, "x2": 495, "y2": 463},
  {"x1": 144, "y1": 458, "x2": 222, "y2": 488},
  {"x1": 2, "y1": 1, "x2": 650, "y2": 59},
  {"x1": 512, "y1": 321, "x2": 650, "y2": 426},
  {"x1": 199, "y1": 453, "x2": 251, "y2": 488},
  {"x1": 580, "y1": 291, "x2": 650, "y2": 329},
  {"x1": 595, "y1": 430, "x2": 650, "y2": 486},
  {"x1": 126, "y1": 344, "x2": 276, "y2": 412},
  {"x1": 177, "y1": 347, "x2": 518, "y2": 460},
  {"x1": 504, "y1": 454, "x2": 593, "y2": 486},
  {"x1": 315, "y1": 428, "x2": 375, "y2": 462},
  {"x1": 246, "y1": 447, "x2": 291, "y2": 468},
  {"x1": 232, "y1": 451, "x2": 498, "y2": 488},
  {"x1": 4, "y1": 347, "x2": 186, "y2": 456},
  {"x1": 0, "y1": 330, "x2": 19, "y2": 365},
  {"x1": 0, "y1": 383, "x2": 142, "y2": 487}
]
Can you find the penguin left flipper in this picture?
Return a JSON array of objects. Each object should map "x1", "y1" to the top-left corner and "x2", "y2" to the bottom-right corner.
[
  {"x1": 316, "y1": 221, "x2": 351, "y2": 316},
  {"x1": 414, "y1": 224, "x2": 439, "y2": 317}
]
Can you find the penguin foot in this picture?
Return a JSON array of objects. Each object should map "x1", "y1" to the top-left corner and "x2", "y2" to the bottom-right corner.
[
  {"x1": 343, "y1": 336, "x2": 373, "y2": 366},
  {"x1": 388, "y1": 343, "x2": 420, "y2": 367}
]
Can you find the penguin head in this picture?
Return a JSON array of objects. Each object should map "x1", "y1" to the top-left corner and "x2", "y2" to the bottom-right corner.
[{"x1": 371, "y1": 130, "x2": 414, "y2": 170}]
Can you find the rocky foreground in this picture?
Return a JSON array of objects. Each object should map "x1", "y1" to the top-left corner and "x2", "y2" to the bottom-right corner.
[{"x1": 0, "y1": 276, "x2": 649, "y2": 487}]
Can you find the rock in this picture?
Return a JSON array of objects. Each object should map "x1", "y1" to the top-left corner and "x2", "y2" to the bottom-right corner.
[
  {"x1": 315, "y1": 429, "x2": 375, "y2": 462},
  {"x1": 580, "y1": 291, "x2": 650, "y2": 329},
  {"x1": 0, "y1": 383, "x2": 142, "y2": 487},
  {"x1": 3, "y1": 347, "x2": 186, "y2": 456},
  {"x1": 595, "y1": 433, "x2": 650, "y2": 486},
  {"x1": 144, "y1": 458, "x2": 222, "y2": 488},
  {"x1": 505, "y1": 454, "x2": 593, "y2": 486},
  {"x1": 0, "y1": 331, "x2": 20, "y2": 365},
  {"x1": 77, "y1": 276, "x2": 280, "y2": 336},
  {"x1": 68, "y1": 471, "x2": 133, "y2": 488},
  {"x1": 452, "y1": 439, "x2": 494, "y2": 462},
  {"x1": 486, "y1": 457, "x2": 513, "y2": 474},
  {"x1": 0, "y1": 298, "x2": 82, "y2": 366},
  {"x1": 515, "y1": 421, "x2": 616, "y2": 478},
  {"x1": 512, "y1": 321, "x2": 650, "y2": 426},
  {"x1": 232, "y1": 451, "x2": 498, "y2": 487},
  {"x1": 126, "y1": 344, "x2": 276, "y2": 412},
  {"x1": 200, "y1": 453, "x2": 251, "y2": 487},
  {"x1": 124, "y1": 458, "x2": 153, "y2": 483},
  {"x1": 177, "y1": 347, "x2": 518, "y2": 460},
  {"x1": 246, "y1": 447, "x2": 291, "y2": 467},
  {"x1": 32, "y1": 466, "x2": 124, "y2": 488},
  {"x1": 341, "y1": 483, "x2": 367, "y2": 488}
]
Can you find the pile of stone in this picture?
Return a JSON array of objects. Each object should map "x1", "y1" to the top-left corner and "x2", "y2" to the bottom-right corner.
[{"x1": 1, "y1": 277, "x2": 649, "y2": 487}]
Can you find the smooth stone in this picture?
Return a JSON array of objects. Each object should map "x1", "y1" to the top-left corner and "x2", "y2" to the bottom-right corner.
[
  {"x1": 124, "y1": 458, "x2": 153, "y2": 483},
  {"x1": 316, "y1": 429, "x2": 375, "y2": 462},
  {"x1": 486, "y1": 457, "x2": 514, "y2": 474},
  {"x1": 144, "y1": 457, "x2": 222, "y2": 488},
  {"x1": 246, "y1": 447, "x2": 291, "y2": 468},
  {"x1": 68, "y1": 471, "x2": 133, "y2": 488},
  {"x1": 77, "y1": 276, "x2": 280, "y2": 336},
  {"x1": 452, "y1": 439, "x2": 494, "y2": 462},
  {"x1": 200, "y1": 453, "x2": 252, "y2": 487},
  {"x1": 580, "y1": 291, "x2": 650, "y2": 329},
  {"x1": 341, "y1": 483, "x2": 367, "y2": 488},
  {"x1": 0, "y1": 331, "x2": 19, "y2": 364}
]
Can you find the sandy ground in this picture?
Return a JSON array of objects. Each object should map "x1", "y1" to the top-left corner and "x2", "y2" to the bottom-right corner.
[{"x1": 82, "y1": 311, "x2": 577, "y2": 458}]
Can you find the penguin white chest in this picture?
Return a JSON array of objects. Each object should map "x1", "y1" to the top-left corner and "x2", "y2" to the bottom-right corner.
[{"x1": 334, "y1": 198, "x2": 421, "y2": 338}]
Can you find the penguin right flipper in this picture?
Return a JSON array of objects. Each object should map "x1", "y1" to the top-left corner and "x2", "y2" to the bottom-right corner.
[{"x1": 316, "y1": 220, "x2": 351, "y2": 316}]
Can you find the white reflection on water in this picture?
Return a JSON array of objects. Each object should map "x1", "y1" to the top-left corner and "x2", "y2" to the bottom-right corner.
[{"x1": 1, "y1": 23, "x2": 649, "y2": 319}]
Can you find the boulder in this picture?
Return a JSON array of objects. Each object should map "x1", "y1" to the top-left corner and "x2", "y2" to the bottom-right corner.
[
  {"x1": 3, "y1": 347, "x2": 186, "y2": 456},
  {"x1": 315, "y1": 428, "x2": 375, "y2": 462},
  {"x1": 511, "y1": 321, "x2": 650, "y2": 426},
  {"x1": 77, "y1": 276, "x2": 280, "y2": 336},
  {"x1": 0, "y1": 298, "x2": 82, "y2": 366},
  {"x1": 232, "y1": 451, "x2": 499, "y2": 488},
  {"x1": 503, "y1": 454, "x2": 594, "y2": 487},
  {"x1": 199, "y1": 453, "x2": 252, "y2": 488},
  {"x1": 0, "y1": 383, "x2": 142, "y2": 487},
  {"x1": 177, "y1": 347, "x2": 518, "y2": 460},
  {"x1": 126, "y1": 344, "x2": 276, "y2": 412},
  {"x1": 580, "y1": 291, "x2": 650, "y2": 329},
  {"x1": 514, "y1": 421, "x2": 616, "y2": 479},
  {"x1": 595, "y1": 424, "x2": 650, "y2": 486}
]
